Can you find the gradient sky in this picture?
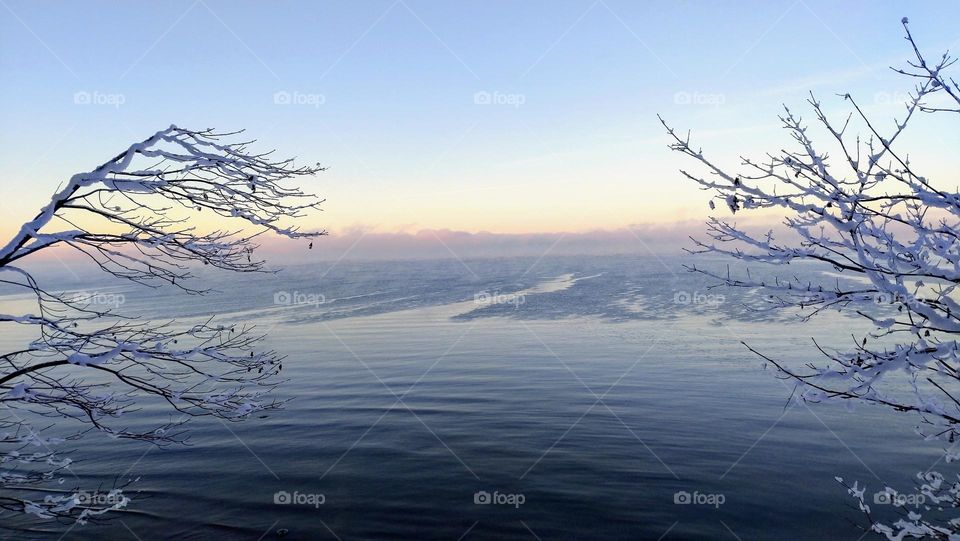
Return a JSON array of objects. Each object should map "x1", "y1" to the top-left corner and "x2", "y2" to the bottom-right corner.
[{"x1": 2, "y1": 1, "x2": 959, "y2": 249}]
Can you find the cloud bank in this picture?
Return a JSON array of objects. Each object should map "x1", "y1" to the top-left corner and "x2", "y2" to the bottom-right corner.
[{"x1": 260, "y1": 218, "x2": 781, "y2": 262}]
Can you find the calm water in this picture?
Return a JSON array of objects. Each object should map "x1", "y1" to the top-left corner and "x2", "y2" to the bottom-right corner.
[{"x1": 0, "y1": 255, "x2": 940, "y2": 540}]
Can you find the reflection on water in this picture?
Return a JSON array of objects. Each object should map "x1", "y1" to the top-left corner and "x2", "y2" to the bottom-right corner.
[{"x1": 0, "y1": 255, "x2": 939, "y2": 540}]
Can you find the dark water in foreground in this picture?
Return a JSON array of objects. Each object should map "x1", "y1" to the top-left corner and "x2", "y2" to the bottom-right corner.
[{"x1": 0, "y1": 255, "x2": 944, "y2": 539}]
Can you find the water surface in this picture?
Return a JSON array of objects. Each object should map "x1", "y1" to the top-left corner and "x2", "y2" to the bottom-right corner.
[{"x1": 0, "y1": 255, "x2": 937, "y2": 540}]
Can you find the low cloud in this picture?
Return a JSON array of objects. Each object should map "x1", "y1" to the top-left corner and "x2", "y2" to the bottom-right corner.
[
  {"x1": 21, "y1": 216, "x2": 786, "y2": 271},
  {"x1": 261, "y1": 218, "x2": 781, "y2": 262}
]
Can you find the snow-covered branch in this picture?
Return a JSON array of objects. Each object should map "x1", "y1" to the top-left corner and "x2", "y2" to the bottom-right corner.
[
  {"x1": 666, "y1": 19, "x2": 960, "y2": 540},
  {"x1": 0, "y1": 127, "x2": 324, "y2": 525},
  {"x1": 0, "y1": 125, "x2": 325, "y2": 291}
]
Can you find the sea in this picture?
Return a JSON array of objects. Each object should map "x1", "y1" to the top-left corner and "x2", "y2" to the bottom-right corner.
[{"x1": 0, "y1": 254, "x2": 944, "y2": 540}]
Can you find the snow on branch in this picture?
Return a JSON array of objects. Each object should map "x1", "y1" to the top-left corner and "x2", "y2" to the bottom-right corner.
[
  {"x1": 0, "y1": 126, "x2": 324, "y2": 525},
  {"x1": 0, "y1": 125, "x2": 326, "y2": 292},
  {"x1": 665, "y1": 19, "x2": 960, "y2": 540}
]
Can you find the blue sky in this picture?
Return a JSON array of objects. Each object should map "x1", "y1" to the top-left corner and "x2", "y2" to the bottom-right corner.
[{"x1": 2, "y1": 0, "x2": 959, "y2": 244}]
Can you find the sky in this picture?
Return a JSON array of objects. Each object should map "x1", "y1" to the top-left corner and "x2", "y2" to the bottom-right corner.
[{"x1": 2, "y1": 0, "x2": 960, "y2": 259}]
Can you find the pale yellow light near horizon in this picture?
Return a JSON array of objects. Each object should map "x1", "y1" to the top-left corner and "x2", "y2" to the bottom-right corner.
[
  {"x1": 0, "y1": 144, "x2": 711, "y2": 241},
  {"x1": 3, "y1": 110, "x2": 957, "y2": 245},
  {"x1": 4, "y1": 157, "x2": 958, "y2": 245}
]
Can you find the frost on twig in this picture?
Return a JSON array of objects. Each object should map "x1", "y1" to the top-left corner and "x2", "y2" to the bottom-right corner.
[
  {"x1": 0, "y1": 126, "x2": 324, "y2": 524},
  {"x1": 665, "y1": 19, "x2": 960, "y2": 540}
]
